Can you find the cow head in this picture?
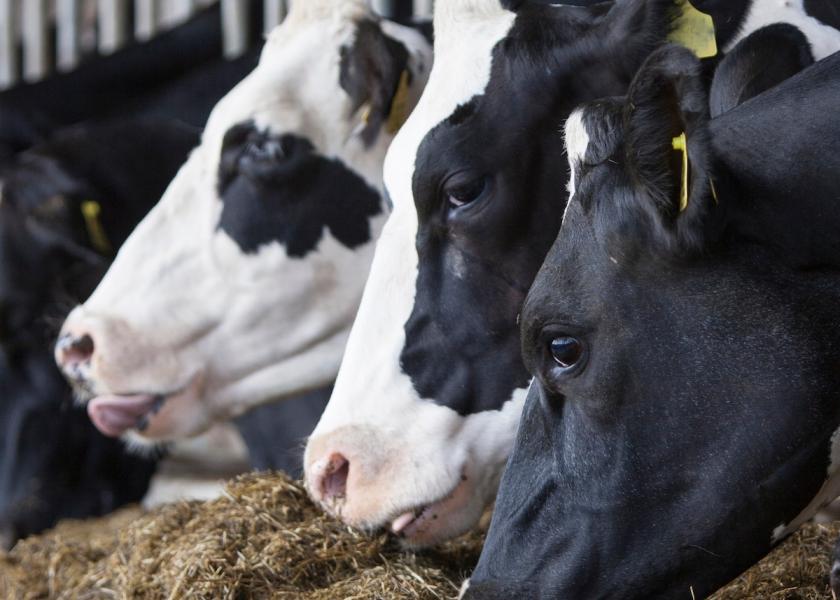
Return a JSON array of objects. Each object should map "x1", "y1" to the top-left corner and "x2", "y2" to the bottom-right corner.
[
  {"x1": 305, "y1": 0, "x2": 681, "y2": 547},
  {"x1": 55, "y1": 0, "x2": 432, "y2": 445},
  {"x1": 465, "y1": 45, "x2": 840, "y2": 598},
  {"x1": 0, "y1": 120, "x2": 188, "y2": 547}
]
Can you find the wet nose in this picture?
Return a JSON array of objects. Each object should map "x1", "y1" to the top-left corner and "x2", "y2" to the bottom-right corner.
[
  {"x1": 55, "y1": 330, "x2": 95, "y2": 378},
  {"x1": 307, "y1": 452, "x2": 350, "y2": 505}
]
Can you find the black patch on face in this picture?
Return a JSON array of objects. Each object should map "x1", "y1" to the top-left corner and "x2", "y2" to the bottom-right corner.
[
  {"x1": 216, "y1": 122, "x2": 382, "y2": 258},
  {"x1": 804, "y1": 0, "x2": 840, "y2": 30},
  {"x1": 339, "y1": 19, "x2": 411, "y2": 147},
  {"x1": 397, "y1": 3, "x2": 679, "y2": 416}
]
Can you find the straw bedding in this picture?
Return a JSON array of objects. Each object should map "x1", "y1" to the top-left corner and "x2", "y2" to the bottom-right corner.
[{"x1": 1, "y1": 471, "x2": 837, "y2": 599}]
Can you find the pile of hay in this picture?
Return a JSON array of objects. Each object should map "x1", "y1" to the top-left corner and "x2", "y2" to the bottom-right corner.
[
  {"x1": 2, "y1": 470, "x2": 838, "y2": 599},
  {"x1": 0, "y1": 472, "x2": 482, "y2": 599}
]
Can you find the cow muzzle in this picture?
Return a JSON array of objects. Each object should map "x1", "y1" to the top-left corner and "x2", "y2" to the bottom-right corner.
[
  {"x1": 55, "y1": 308, "x2": 206, "y2": 441},
  {"x1": 305, "y1": 425, "x2": 481, "y2": 547}
]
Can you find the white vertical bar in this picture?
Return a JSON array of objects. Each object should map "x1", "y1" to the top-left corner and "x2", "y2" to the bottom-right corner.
[
  {"x1": 98, "y1": 0, "x2": 128, "y2": 54},
  {"x1": 21, "y1": 0, "x2": 49, "y2": 82},
  {"x1": 264, "y1": 0, "x2": 285, "y2": 35},
  {"x1": 57, "y1": 0, "x2": 82, "y2": 71},
  {"x1": 134, "y1": 0, "x2": 157, "y2": 40},
  {"x1": 371, "y1": 0, "x2": 389, "y2": 18},
  {"x1": 0, "y1": 0, "x2": 17, "y2": 89},
  {"x1": 221, "y1": 0, "x2": 248, "y2": 58},
  {"x1": 414, "y1": 0, "x2": 433, "y2": 17},
  {"x1": 159, "y1": 0, "x2": 196, "y2": 29}
]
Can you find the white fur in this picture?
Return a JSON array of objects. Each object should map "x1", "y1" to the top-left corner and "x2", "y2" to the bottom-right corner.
[
  {"x1": 563, "y1": 108, "x2": 589, "y2": 224},
  {"x1": 728, "y1": 0, "x2": 840, "y2": 59},
  {"x1": 306, "y1": 1, "x2": 524, "y2": 539},
  {"x1": 61, "y1": 11, "x2": 432, "y2": 442}
]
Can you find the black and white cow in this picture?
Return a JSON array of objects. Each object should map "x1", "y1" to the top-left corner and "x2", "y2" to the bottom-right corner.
[
  {"x1": 0, "y1": 118, "x2": 198, "y2": 549},
  {"x1": 304, "y1": 0, "x2": 840, "y2": 547},
  {"x1": 464, "y1": 43, "x2": 840, "y2": 599},
  {"x1": 54, "y1": 0, "x2": 432, "y2": 445}
]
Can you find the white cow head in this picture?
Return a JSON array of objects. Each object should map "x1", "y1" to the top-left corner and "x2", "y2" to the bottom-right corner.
[{"x1": 54, "y1": 0, "x2": 432, "y2": 446}]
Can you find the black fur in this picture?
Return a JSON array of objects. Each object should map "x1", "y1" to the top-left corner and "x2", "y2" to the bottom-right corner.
[
  {"x1": 710, "y1": 24, "x2": 814, "y2": 117},
  {"x1": 339, "y1": 18, "x2": 411, "y2": 147},
  {"x1": 217, "y1": 122, "x2": 382, "y2": 257},
  {"x1": 804, "y1": 0, "x2": 840, "y2": 30},
  {"x1": 469, "y1": 47, "x2": 840, "y2": 599},
  {"x1": 399, "y1": 0, "x2": 681, "y2": 416},
  {"x1": 0, "y1": 118, "x2": 196, "y2": 546}
]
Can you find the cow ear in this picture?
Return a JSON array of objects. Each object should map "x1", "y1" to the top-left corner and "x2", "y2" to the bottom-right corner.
[
  {"x1": 340, "y1": 19, "x2": 413, "y2": 147},
  {"x1": 710, "y1": 24, "x2": 813, "y2": 118},
  {"x1": 623, "y1": 44, "x2": 717, "y2": 254}
]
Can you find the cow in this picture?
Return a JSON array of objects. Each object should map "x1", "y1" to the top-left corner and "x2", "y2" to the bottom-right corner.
[
  {"x1": 463, "y1": 43, "x2": 840, "y2": 599},
  {"x1": 303, "y1": 0, "x2": 840, "y2": 548},
  {"x1": 54, "y1": 0, "x2": 433, "y2": 448},
  {"x1": 0, "y1": 117, "x2": 199, "y2": 549}
]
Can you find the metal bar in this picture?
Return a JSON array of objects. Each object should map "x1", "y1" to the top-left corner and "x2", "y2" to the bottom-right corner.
[
  {"x1": 98, "y1": 0, "x2": 129, "y2": 54},
  {"x1": 221, "y1": 0, "x2": 249, "y2": 58},
  {"x1": 21, "y1": 0, "x2": 49, "y2": 82},
  {"x1": 0, "y1": 0, "x2": 17, "y2": 88},
  {"x1": 414, "y1": 0, "x2": 433, "y2": 17},
  {"x1": 264, "y1": 0, "x2": 286, "y2": 35},
  {"x1": 160, "y1": 0, "x2": 197, "y2": 29},
  {"x1": 134, "y1": 0, "x2": 157, "y2": 40},
  {"x1": 57, "y1": 0, "x2": 82, "y2": 71}
]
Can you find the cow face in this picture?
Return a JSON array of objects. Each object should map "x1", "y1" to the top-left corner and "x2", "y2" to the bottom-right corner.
[
  {"x1": 55, "y1": 0, "x2": 432, "y2": 445},
  {"x1": 466, "y1": 47, "x2": 840, "y2": 598},
  {"x1": 305, "y1": 0, "x2": 682, "y2": 547}
]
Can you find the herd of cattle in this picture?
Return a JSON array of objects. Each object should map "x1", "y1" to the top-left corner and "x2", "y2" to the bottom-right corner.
[{"x1": 1, "y1": 0, "x2": 840, "y2": 597}]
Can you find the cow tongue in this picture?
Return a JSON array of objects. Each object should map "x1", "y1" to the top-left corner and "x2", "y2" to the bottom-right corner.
[
  {"x1": 88, "y1": 394, "x2": 160, "y2": 438},
  {"x1": 391, "y1": 510, "x2": 420, "y2": 535}
]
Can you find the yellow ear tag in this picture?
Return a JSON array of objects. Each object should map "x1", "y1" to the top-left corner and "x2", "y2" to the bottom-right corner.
[
  {"x1": 81, "y1": 200, "x2": 112, "y2": 254},
  {"x1": 360, "y1": 104, "x2": 372, "y2": 126},
  {"x1": 672, "y1": 132, "x2": 689, "y2": 212},
  {"x1": 668, "y1": 0, "x2": 718, "y2": 59},
  {"x1": 385, "y1": 70, "x2": 411, "y2": 135}
]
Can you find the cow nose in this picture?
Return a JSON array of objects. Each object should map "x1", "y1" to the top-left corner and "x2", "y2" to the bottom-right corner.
[
  {"x1": 308, "y1": 452, "x2": 350, "y2": 505},
  {"x1": 55, "y1": 331, "x2": 95, "y2": 374}
]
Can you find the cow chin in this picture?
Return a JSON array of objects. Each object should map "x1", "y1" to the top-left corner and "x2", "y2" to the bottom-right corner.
[{"x1": 304, "y1": 393, "x2": 523, "y2": 547}]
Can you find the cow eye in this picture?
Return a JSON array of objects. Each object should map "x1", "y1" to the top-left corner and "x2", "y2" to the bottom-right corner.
[
  {"x1": 444, "y1": 176, "x2": 487, "y2": 210},
  {"x1": 549, "y1": 336, "x2": 583, "y2": 369},
  {"x1": 243, "y1": 138, "x2": 285, "y2": 163}
]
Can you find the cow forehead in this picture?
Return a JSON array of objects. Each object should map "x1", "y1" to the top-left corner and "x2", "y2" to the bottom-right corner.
[{"x1": 383, "y1": 7, "x2": 515, "y2": 209}]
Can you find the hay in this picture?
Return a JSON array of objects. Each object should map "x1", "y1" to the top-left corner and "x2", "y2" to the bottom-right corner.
[
  {"x1": 1, "y1": 471, "x2": 838, "y2": 599},
  {"x1": 712, "y1": 521, "x2": 840, "y2": 600},
  {"x1": 0, "y1": 472, "x2": 481, "y2": 600}
]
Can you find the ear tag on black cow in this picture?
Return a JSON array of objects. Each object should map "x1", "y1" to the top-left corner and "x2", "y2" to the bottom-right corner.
[
  {"x1": 672, "y1": 132, "x2": 690, "y2": 212},
  {"x1": 81, "y1": 200, "x2": 112, "y2": 254},
  {"x1": 669, "y1": 0, "x2": 718, "y2": 59},
  {"x1": 385, "y1": 70, "x2": 411, "y2": 135}
]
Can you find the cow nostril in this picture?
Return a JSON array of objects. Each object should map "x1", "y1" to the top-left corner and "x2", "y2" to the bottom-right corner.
[
  {"x1": 318, "y1": 453, "x2": 350, "y2": 503},
  {"x1": 58, "y1": 333, "x2": 95, "y2": 369}
]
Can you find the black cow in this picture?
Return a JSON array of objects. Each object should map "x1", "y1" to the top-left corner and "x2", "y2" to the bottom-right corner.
[
  {"x1": 466, "y1": 44, "x2": 840, "y2": 599},
  {"x1": 0, "y1": 118, "x2": 199, "y2": 548},
  {"x1": 305, "y1": 0, "x2": 840, "y2": 548}
]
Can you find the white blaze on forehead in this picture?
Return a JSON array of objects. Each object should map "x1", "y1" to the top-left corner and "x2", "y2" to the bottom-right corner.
[
  {"x1": 309, "y1": 2, "x2": 521, "y2": 529},
  {"x1": 730, "y1": 0, "x2": 840, "y2": 60},
  {"x1": 562, "y1": 108, "x2": 590, "y2": 224}
]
